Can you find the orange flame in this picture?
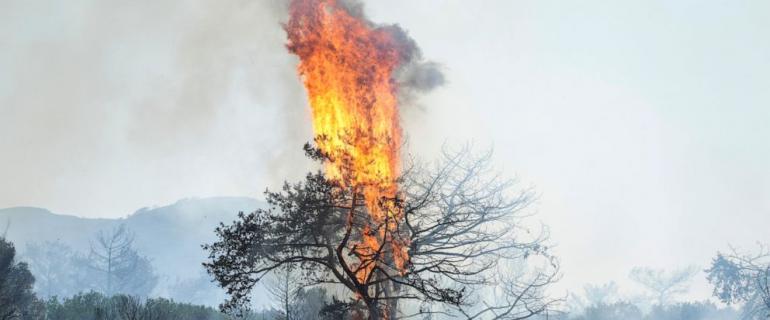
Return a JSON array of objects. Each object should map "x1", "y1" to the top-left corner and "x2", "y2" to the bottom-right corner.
[{"x1": 286, "y1": 0, "x2": 409, "y2": 282}]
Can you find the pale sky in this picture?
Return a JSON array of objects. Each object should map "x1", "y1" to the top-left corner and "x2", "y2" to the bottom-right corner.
[{"x1": 1, "y1": 0, "x2": 769, "y2": 300}]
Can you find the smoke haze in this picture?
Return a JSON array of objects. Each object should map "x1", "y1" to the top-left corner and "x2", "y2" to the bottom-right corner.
[
  {"x1": 1, "y1": 0, "x2": 769, "y2": 305},
  {"x1": 0, "y1": 0, "x2": 314, "y2": 216}
]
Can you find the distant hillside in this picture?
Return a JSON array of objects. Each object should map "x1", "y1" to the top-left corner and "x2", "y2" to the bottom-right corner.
[{"x1": 0, "y1": 197, "x2": 264, "y2": 305}]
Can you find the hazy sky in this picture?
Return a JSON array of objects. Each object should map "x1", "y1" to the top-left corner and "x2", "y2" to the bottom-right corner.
[{"x1": 2, "y1": 0, "x2": 769, "y2": 300}]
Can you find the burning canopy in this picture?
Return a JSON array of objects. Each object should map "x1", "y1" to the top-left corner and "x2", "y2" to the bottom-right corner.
[
  {"x1": 206, "y1": 2, "x2": 559, "y2": 318},
  {"x1": 285, "y1": 0, "x2": 440, "y2": 281}
]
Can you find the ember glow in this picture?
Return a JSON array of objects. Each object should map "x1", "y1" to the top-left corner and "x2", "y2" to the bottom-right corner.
[{"x1": 286, "y1": 0, "x2": 410, "y2": 281}]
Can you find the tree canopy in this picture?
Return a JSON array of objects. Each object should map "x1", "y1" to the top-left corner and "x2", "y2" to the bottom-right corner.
[{"x1": 204, "y1": 145, "x2": 560, "y2": 319}]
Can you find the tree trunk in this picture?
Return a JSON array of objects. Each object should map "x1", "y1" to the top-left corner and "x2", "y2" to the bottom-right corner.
[
  {"x1": 387, "y1": 285, "x2": 399, "y2": 318},
  {"x1": 284, "y1": 269, "x2": 291, "y2": 320},
  {"x1": 367, "y1": 303, "x2": 381, "y2": 320}
]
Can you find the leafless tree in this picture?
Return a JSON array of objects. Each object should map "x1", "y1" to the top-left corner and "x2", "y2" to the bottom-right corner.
[
  {"x1": 88, "y1": 224, "x2": 157, "y2": 296},
  {"x1": 628, "y1": 266, "x2": 698, "y2": 306},
  {"x1": 397, "y1": 146, "x2": 562, "y2": 319},
  {"x1": 266, "y1": 265, "x2": 299, "y2": 320},
  {"x1": 451, "y1": 263, "x2": 561, "y2": 320},
  {"x1": 267, "y1": 266, "x2": 330, "y2": 320},
  {"x1": 205, "y1": 145, "x2": 561, "y2": 319},
  {"x1": 0, "y1": 237, "x2": 41, "y2": 320}
]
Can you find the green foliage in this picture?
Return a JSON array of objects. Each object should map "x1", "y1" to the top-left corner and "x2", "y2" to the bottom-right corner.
[
  {"x1": 43, "y1": 292, "x2": 275, "y2": 320},
  {"x1": 0, "y1": 237, "x2": 44, "y2": 319},
  {"x1": 576, "y1": 302, "x2": 643, "y2": 320},
  {"x1": 647, "y1": 301, "x2": 740, "y2": 320},
  {"x1": 566, "y1": 301, "x2": 739, "y2": 320}
]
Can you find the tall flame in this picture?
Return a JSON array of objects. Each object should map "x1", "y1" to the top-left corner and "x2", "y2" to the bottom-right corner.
[{"x1": 286, "y1": 0, "x2": 409, "y2": 281}]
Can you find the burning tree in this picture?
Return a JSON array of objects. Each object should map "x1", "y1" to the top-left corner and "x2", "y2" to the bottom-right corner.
[
  {"x1": 205, "y1": 0, "x2": 559, "y2": 318},
  {"x1": 204, "y1": 145, "x2": 560, "y2": 319}
]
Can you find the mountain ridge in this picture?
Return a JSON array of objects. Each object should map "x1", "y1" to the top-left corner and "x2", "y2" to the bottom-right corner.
[{"x1": 0, "y1": 196, "x2": 263, "y2": 282}]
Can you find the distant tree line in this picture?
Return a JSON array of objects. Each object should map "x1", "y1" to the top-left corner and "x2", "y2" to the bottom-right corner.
[
  {"x1": 561, "y1": 256, "x2": 770, "y2": 320},
  {"x1": 1, "y1": 234, "x2": 362, "y2": 320},
  {"x1": 43, "y1": 292, "x2": 279, "y2": 320},
  {"x1": 566, "y1": 301, "x2": 741, "y2": 320},
  {"x1": 0, "y1": 236, "x2": 275, "y2": 320},
  {"x1": 23, "y1": 224, "x2": 156, "y2": 299},
  {"x1": 4, "y1": 289, "x2": 280, "y2": 320},
  {"x1": 21, "y1": 224, "x2": 230, "y2": 308}
]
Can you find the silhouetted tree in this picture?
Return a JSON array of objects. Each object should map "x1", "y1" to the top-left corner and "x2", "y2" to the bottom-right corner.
[
  {"x1": 265, "y1": 266, "x2": 330, "y2": 320},
  {"x1": 87, "y1": 224, "x2": 157, "y2": 297},
  {"x1": 204, "y1": 145, "x2": 560, "y2": 319},
  {"x1": 0, "y1": 237, "x2": 43, "y2": 320},
  {"x1": 265, "y1": 266, "x2": 298, "y2": 320},
  {"x1": 629, "y1": 266, "x2": 698, "y2": 305},
  {"x1": 707, "y1": 244, "x2": 770, "y2": 318}
]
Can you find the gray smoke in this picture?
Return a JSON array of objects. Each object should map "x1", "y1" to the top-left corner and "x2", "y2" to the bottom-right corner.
[
  {"x1": 330, "y1": 0, "x2": 445, "y2": 94},
  {"x1": 0, "y1": 0, "x2": 312, "y2": 216},
  {"x1": 0, "y1": 0, "x2": 442, "y2": 216}
]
